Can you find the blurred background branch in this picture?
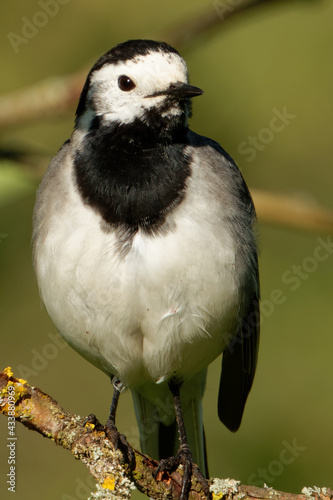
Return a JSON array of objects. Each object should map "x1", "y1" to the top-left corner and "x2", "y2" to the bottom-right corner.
[
  {"x1": 252, "y1": 189, "x2": 333, "y2": 234},
  {"x1": 0, "y1": 0, "x2": 318, "y2": 132}
]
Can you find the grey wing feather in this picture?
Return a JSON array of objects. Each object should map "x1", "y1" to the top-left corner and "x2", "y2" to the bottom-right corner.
[{"x1": 188, "y1": 131, "x2": 260, "y2": 432}]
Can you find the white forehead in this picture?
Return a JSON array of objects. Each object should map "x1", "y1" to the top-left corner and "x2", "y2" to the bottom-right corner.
[{"x1": 90, "y1": 50, "x2": 188, "y2": 92}]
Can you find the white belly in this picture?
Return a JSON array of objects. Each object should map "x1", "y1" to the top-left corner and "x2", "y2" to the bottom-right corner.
[{"x1": 34, "y1": 161, "x2": 243, "y2": 388}]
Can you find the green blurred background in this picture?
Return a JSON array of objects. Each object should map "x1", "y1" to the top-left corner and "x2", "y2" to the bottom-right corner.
[{"x1": 1, "y1": 1, "x2": 333, "y2": 498}]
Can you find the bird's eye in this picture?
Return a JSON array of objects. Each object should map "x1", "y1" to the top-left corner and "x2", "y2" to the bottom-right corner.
[{"x1": 118, "y1": 75, "x2": 136, "y2": 92}]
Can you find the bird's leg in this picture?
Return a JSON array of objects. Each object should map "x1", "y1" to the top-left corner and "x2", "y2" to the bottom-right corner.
[
  {"x1": 169, "y1": 378, "x2": 193, "y2": 500},
  {"x1": 105, "y1": 377, "x2": 135, "y2": 468},
  {"x1": 154, "y1": 378, "x2": 210, "y2": 500},
  {"x1": 107, "y1": 377, "x2": 123, "y2": 425}
]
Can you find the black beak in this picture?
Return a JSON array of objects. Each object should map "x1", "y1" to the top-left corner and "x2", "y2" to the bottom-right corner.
[{"x1": 146, "y1": 82, "x2": 204, "y2": 99}]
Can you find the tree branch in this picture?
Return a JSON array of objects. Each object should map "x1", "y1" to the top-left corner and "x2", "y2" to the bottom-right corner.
[
  {"x1": 160, "y1": 0, "x2": 311, "y2": 49},
  {"x1": 0, "y1": 0, "x2": 318, "y2": 132},
  {"x1": 1, "y1": 368, "x2": 332, "y2": 500},
  {"x1": 252, "y1": 189, "x2": 333, "y2": 234},
  {"x1": 0, "y1": 70, "x2": 86, "y2": 131}
]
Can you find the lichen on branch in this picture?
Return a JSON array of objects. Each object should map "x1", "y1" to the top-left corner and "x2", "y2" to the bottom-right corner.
[{"x1": 1, "y1": 368, "x2": 332, "y2": 500}]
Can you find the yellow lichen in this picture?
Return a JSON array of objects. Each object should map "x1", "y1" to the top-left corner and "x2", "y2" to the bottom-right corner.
[
  {"x1": 102, "y1": 477, "x2": 116, "y2": 491},
  {"x1": 12, "y1": 383, "x2": 27, "y2": 402},
  {"x1": 212, "y1": 493, "x2": 224, "y2": 500},
  {"x1": 4, "y1": 367, "x2": 13, "y2": 377},
  {"x1": 85, "y1": 422, "x2": 95, "y2": 430}
]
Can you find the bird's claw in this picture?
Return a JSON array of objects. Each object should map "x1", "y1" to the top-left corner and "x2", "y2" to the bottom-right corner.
[
  {"x1": 105, "y1": 420, "x2": 135, "y2": 469},
  {"x1": 153, "y1": 444, "x2": 201, "y2": 500}
]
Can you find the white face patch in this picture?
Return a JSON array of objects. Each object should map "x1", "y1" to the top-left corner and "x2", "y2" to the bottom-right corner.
[{"x1": 81, "y1": 51, "x2": 189, "y2": 126}]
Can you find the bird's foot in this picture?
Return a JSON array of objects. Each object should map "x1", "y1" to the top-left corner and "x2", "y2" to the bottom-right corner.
[
  {"x1": 105, "y1": 419, "x2": 135, "y2": 469},
  {"x1": 154, "y1": 444, "x2": 209, "y2": 500}
]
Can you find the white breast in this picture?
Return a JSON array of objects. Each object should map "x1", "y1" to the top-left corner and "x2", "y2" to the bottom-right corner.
[{"x1": 33, "y1": 148, "x2": 243, "y2": 388}]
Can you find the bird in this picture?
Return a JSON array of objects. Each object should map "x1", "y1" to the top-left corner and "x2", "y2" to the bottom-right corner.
[{"x1": 32, "y1": 39, "x2": 260, "y2": 498}]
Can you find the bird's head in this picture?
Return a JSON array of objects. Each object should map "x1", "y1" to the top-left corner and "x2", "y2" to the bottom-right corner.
[{"x1": 75, "y1": 39, "x2": 203, "y2": 136}]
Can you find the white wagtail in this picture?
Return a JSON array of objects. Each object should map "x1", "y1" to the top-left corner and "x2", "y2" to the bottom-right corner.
[{"x1": 33, "y1": 39, "x2": 259, "y2": 497}]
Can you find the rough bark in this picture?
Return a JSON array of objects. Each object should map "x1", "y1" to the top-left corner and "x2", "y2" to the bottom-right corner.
[{"x1": 1, "y1": 368, "x2": 332, "y2": 500}]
